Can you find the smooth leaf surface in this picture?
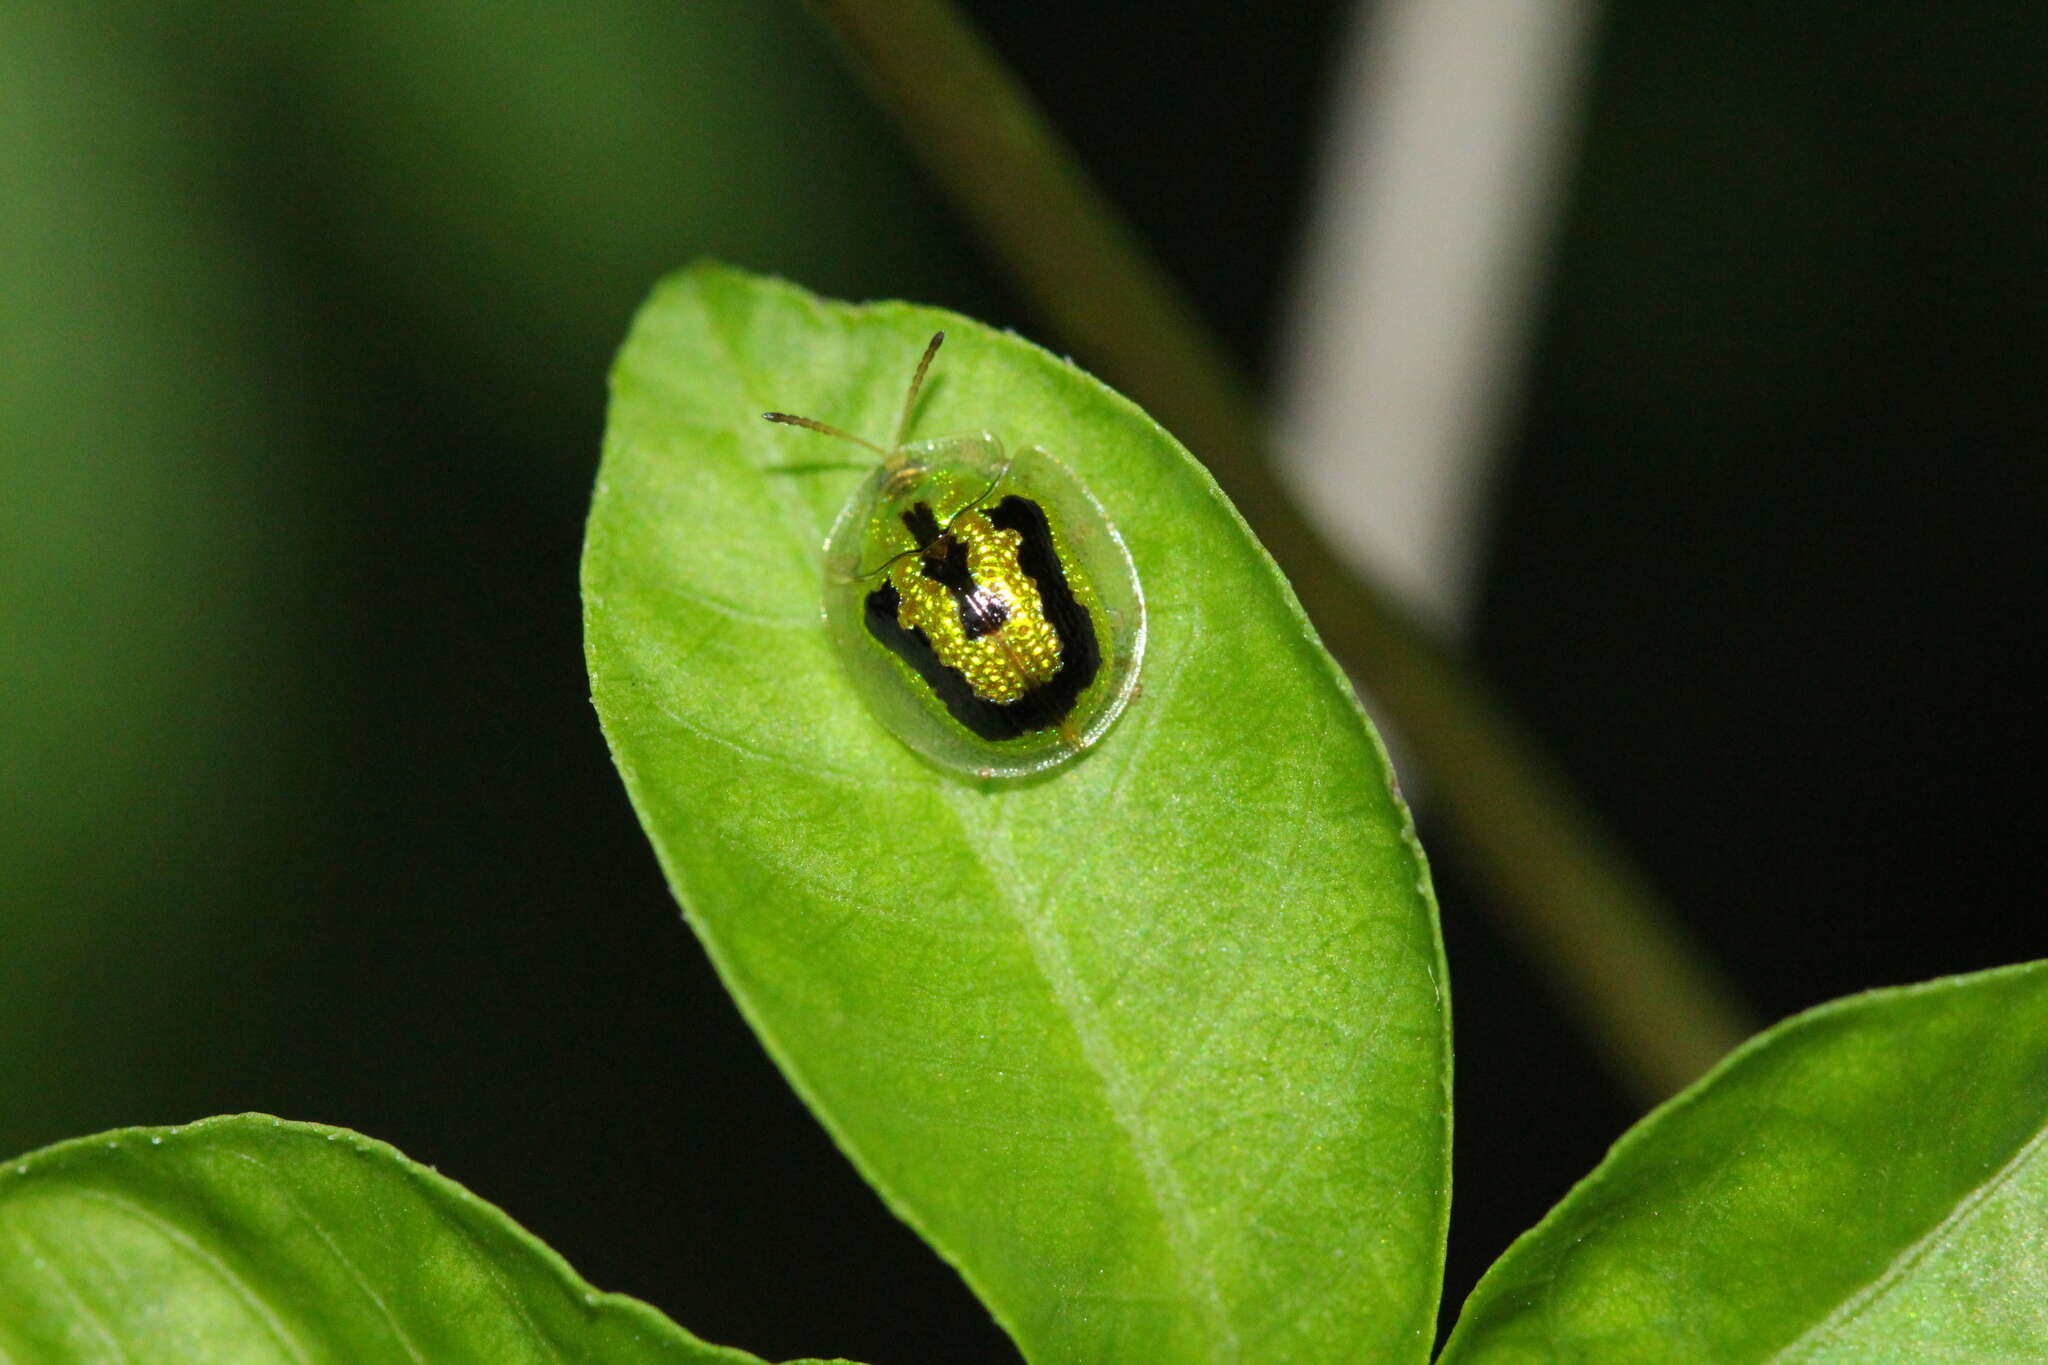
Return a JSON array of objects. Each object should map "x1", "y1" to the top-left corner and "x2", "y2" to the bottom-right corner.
[
  {"x1": 585, "y1": 263, "x2": 1449, "y2": 1363},
  {"x1": 0, "y1": 1115, "x2": 841, "y2": 1365},
  {"x1": 1442, "y1": 960, "x2": 2048, "y2": 1363}
]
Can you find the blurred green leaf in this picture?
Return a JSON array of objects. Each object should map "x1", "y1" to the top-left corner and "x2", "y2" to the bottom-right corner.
[
  {"x1": 0, "y1": 1, "x2": 317, "y2": 1149},
  {"x1": 1442, "y1": 960, "x2": 2048, "y2": 1363},
  {"x1": 0, "y1": 1115, "x2": 848, "y2": 1365},
  {"x1": 585, "y1": 263, "x2": 1450, "y2": 1363},
  {"x1": 295, "y1": 0, "x2": 963, "y2": 448}
]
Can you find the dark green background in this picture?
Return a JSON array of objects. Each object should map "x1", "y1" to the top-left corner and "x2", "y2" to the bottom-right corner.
[{"x1": 5, "y1": 2, "x2": 2044, "y2": 1358}]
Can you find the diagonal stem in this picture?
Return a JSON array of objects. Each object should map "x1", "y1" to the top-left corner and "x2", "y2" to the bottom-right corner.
[{"x1": 802, "y1": 0, "x2": 1752, "y2": 1101}]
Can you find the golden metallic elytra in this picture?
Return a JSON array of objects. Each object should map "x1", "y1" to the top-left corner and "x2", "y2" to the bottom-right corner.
[{"x1": 763, "y1": 332, "x2": 1145, "y2": 779}]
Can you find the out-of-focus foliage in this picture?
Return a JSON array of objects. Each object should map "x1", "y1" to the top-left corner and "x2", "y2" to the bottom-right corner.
[
  {"x1": 1, "y1": 1, "x2": 317, "y2": 1150},
  {"x1": 270, "y1": 0, "x2": 972, "y2": 444},
  {"x1": 0, "y1": 0, "x2": 958, "y2": 1155}
]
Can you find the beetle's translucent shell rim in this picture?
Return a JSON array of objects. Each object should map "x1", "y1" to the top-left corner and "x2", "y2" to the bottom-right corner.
[{"x1": 822, "y1": 433, "x2": 1146, "y2": 780}]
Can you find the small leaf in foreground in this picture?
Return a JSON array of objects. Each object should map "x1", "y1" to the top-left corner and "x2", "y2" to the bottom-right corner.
[
  {"x1": 586, "y1": 263, "x2": 1450, "y2": 1363},
  {"x1": 1441, "y1": 960, "x2": 2048, "y2": 1363},
  {"x1": 0, "y1": 1114, "x2": 848, "y2": 1365}
]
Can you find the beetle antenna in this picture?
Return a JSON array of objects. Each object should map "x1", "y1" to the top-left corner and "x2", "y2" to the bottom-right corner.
[
  {"x1": 945, "y1": 450, "x2": 1015, "y2": 529},
  {"x1": 893, "y1": 331, "x2": 945, "y2": 450},
  {"x1": 761, "y1": 412, "x2": 888, "y2": 457},
  {"x1": 850, "y1": 545, "x2": 924, "y2": 582}
]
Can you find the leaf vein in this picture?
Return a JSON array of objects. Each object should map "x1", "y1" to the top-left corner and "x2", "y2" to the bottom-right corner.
[
  {"x1": 940, "y1": 597, "x2": 1241, "y2": 1357},
  {"x1": 1770, "y1": 1112, "x2": 2048, "y2": 1360},
  {"x1": 227, "y1": 1151, "x2": 429, "y2": 1365},
  {"x1": 4, "y1": 1217, "x2": 130, "y2": 1364},
  {"x1": 64, "y1": 1187, "x2": 314, "y2": 1365}
]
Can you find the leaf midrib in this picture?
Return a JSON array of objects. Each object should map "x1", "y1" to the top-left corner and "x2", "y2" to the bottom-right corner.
[
  {"x1": 934, "y1": 621, "x2": 1240, "y2": 1360},
  {"x1": 1767, "y1": 1112, "x2": 2048, "y2": 1361}
]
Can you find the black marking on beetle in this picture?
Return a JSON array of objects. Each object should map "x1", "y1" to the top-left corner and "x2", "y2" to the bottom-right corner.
[
  {"x1": 902, "y1": 500, "x2": 995, "y2": 636},
  {"x1": 902, "y1": 498, "x2": 1020, "y2": 642},
  {"x1": 901, "y1": 502, "x2": 943, "y2": 549},
  {"x1": 986, "y1": 494, "x2": 1100, "y2": 711},
  {"x1": 863, "y1": 493, "x2": 1101, "y2": 743},
  {"x1": 916, "y1": 537, "x2": 975, "y2": 595}
]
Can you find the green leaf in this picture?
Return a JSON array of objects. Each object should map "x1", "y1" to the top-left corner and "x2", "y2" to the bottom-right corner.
[
  {"x1": 585, "y1": 263, "x2": 1449, "y2": 1363},
  {"x1": 3, "y1": 0, "x2": 325, "y2": 1151},
  {"x1": 1441, "y1": 960, "x2": 2048, "y2": 1363},
  {"x1": 288, "y1": 1, "x2": 958, "y2": 446},
  {"x1": 0, "y1": 1114, "x2": 844, "y2": 1365}
]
